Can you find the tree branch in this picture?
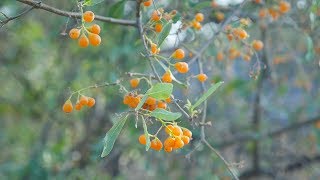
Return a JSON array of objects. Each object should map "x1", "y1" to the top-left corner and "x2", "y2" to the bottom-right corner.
[
  {"x1": 0, "y1": 6, "x2": 35, "y2": 28},
  {"x1": 17, "y1": 0, "x2": 137, "y2": 27}
]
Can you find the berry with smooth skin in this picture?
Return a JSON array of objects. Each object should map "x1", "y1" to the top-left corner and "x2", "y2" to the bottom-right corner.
[
  {"x1": 157, "y1": 101, "x2": 167, "y2": 109},
  {"x1": 174, "y1": 62, "x2": 189, "y2": 74},
  {"x1": 88, "y1": 33, "x2": 101, "y2": 46},
  {"x1": 197, "y1": 73, "x2": 208, "y2": 82},
  {"x1": 87, "y1": 97, "x2": 95, "y2": 107},
  {"x1": 130, "y1": 78, "x2": 140, "y2": 88},
  {"x1": 172, "y1": 49, "x2": 185, "y2": 60},
  {"x1": 252, "y1": 40, "x2": 264, "y2": 51},
  {"x1": 88, "y1": 24, "x2": 101, "y2": 34},
  {"x1": 154, "y1": 23, "x2": 162, "y2": 33},
  {"x1": 195, "y1": 13, "x2": 204, "y2": 22},
  {"x1": 172, "y1": 125, "x2": 183, "y2": 136},
  {"x1": 75, "y1": 102, "x2": 82, "y2": 111},
  {"x1": 151, "y1": 10, "x2": 161, "y2": 21},
  {"x1": 78, "y1": 34, "x2": 89, "y2": 48},
  {"x1": 63, "y1": 99, "x2": 73, "y2": 113},
  {"x1": 79, "y1": 95, "x2": 88, "y2": 106},
  {"x1": 139, "y1": 134, "x2": 147, "y2": 145},
  {"x1": 83, "y1": 11, "x2": 95, "y2": 23},
  {"x1": 143, "y1": 0, "x2": 152, "y2": 7},
  {"x1": 69, "y1": 28, "x2": 81, "y2": 39},
  {"x1": 162, "y1": 71, "x2": 172, "y2": 83},
  {"x1": 183, "y1": 128, "x2": 192, "y2": 138}
]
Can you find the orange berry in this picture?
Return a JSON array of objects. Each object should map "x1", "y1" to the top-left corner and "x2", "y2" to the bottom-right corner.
[
  {"x1": 197, "y1": 73, "x2": 208, "y2": 82},
  {"x1": 87, "y1": 97, "x2": 95, "y2": 107},
  {"x1": 75, "y1": 102, "x2": 82, "y2": 111},
  {"x1": 172, "y1": 125, "x2": 183, "y2": 136},
  {"x1": 150, "y1": 43, "x2": 159, "y2": 54},
  {"x1": 129, "y1": 96, "x2": 140, "y2": 108},
  {"x1": 195, "y1": 13, "x2": 204, "y2": 22},
  {"x1": 146, "y1": 97, "x2": 156, "y2": 105},
  {"x1": 237, "y1": 29, "x2": 248, "y2": 39},
  {"x1": 183, "y1": 128, "x2": 192, "y2": 138},
  {"x1": 259, "y1": 8, "x2": 268, "y2": 18},
  {"x1": 173, "y1": 137, "x2": 184, "y2": 149},
  {"x1": 211, "y1": 0, "x2": 218, "y2": 8},
  {"x1": 268, "y1": 8, "x2": 280, "y2": 20},
  {"x1": 123, "y1": 95, "x2": 130, "y2": 105},
  {"x1": 151, "y1": 10, "x2": 161, "y2": 21},
  {"x1": 192, "y1": 21, "x2": 202, "y2": 30},
  {"x1": 165, "y1": 97, "x2": 172, "y2": 103},
  {"x1": 279, "y1": 1, "x2": 290, "y2": 14},
  {"x1": 154, "y1": 23, "x2": 162, "y2": 33},
  {"x1": 88, "y1": 33, "x2": 101, "y2": 46},
  {"x1": 254, "y1": 0, "x2": 262, "y2": 4},
  {"x1": 78, "y1": 34, "x2": 89, "y2": 48},
  {"x1": 143, "y1": 0, "x2": 152, "y2": 6},
  {"x1": 227, "y1": 33, "x2": 233, "y2": 41},
  {"x1": 181, "y1": 135, "x2": 190, "y2": 145},
  {"x1": 62, "y1": 99, "x2": 73, "y2": 113},
  {"x1": 216, "y1": 51, "x2": 224, "y2": 61},
  {"x1": 165, "y1": 125, "x2": 174, "y2": 134},
  {"x1": 172, "y1": 49, "x2": 185, "y2": 60},
  {"x1": 215, "y1": 12, "x2": 225, "y2": 23},
  {"x1": 164, "y1": 137, "x2": 175, "y2": 147},
  {"x1": 148, "y1": 104, "x2": 157, "y2": 111},
  {"x1": 88, "y1": 24, "x2": 101, "y2": 34},
  {"x1": 162, "y1": 71, "x2": 172, "y2": 83},
  {"x1": 252, "y1": 40, "x2": 264, "y2": 51},
  {"x1": 130, "y1": 78, "x2": 140, "y2": 88},
  {"x1": 83, "y1": 11, "x2": 95, "y2": 23},
  {"x1": 174, "y1": 62, "x2": 189, "y2": 74},
  {"x1": 139, "y1": 134, "x2": 147, "y2": 145},
  {"x1": 157, "y1": 101, "x2": 167, "y2": 109},
  {"x1": 69, "y1": 28, "x2": 80, "y2": 39},
  {"x1": 79, "y1": 95, "x2": 88, "y2": 106},
  {"x1": 243, "y1": 54, "x2": 251, "y2": 61},
  {"x1": 151, "y1": 139, "x2": 162, "y2": 151},
  {"x1": 164, "y1": 146, "x2": 173, "y2": 153}
]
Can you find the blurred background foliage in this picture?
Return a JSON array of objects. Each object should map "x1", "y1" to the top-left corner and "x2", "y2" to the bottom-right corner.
[{"x1": 0, "y1": 0, "x2": 320, "y2": 179}]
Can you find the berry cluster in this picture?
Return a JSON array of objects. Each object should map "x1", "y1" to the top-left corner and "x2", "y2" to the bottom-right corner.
[
  {"x1": 62, "y1": 95, "x2": 95, "y2": 113},
  {"x1": 257, "y1": 1, "x2": 291, "y2": 21},
  {"x1": 139, "y1": 124, "x2": 192, "y2": 152},
  {"x1": 123, "y1": 92, "x2": 170, "y2": 111},
  {"x1": 69, "y1": 11, "x2": 101, "y2": 47}
]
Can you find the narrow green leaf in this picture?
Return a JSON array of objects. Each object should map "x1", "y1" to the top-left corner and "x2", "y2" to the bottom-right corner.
[
  {"x1": 142, "y1": 117, "x2": 151, "y2": 151},
  {"x1": 150, "y1": 108, "x2": 181, "y2": 121},
  {"x1": 191, "y1": 81, "x2": 224, "y2": 110},
  {"x1": 158, "y1": 22, "x2": 172, "y2": 47},
  {"x1": 146, "y1": 83, "x2": 173, "y2": 100},
  {"x1": 193, "y1": 1, "x2": 211, "y2": 10},
  {"x1": 84, "y1": 0, "x2": 105, "y2": 6},
  {"x1": 101, "y1": 114, "x2": 129, "y2": 157},
  {"x1": 135, "y1": 95, "x2": 148, "y2": 111},
  {"x1": 108, "y1": 0, "x2": 126, "y2": 18}
]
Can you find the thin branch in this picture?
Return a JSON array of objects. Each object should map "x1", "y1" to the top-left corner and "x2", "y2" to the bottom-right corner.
[
  {"x1": 17, "y1": 0, "x2": 136, "y2": 27},
  {"x1": 0, "y1": 6, "x2": 35, "y2": 28}
]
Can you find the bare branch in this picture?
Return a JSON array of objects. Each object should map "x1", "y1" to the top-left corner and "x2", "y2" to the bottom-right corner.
[
  {"x1": 17, "y1": 0, "x2": 136, "y2": 27},
  {"x1": 0, "y1": 6, "x2": 35, "y2": 28}
]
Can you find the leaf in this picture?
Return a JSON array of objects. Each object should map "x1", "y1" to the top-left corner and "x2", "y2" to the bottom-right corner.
[
  {"x1": 305, "y1": 35, "x2": 314, "y2": 61},
  {"x1": 150, "y1": 108, "x2": 182, "y2": 121},
  {"x1": 108, "y1": 0, "x2": 126, "y2": 18},
  {"x1": 142, "y1": 117, "x2": 151, "y2": 151},
  {"x1": 84, "y1": 0, "x2": 105, "y2": 6},
  {"x1": 172, "y1": 12, "x2": 181, "y2": 23},
  {"x1": 193, "y1": 1, "x2": 211, "y2": 10},
  {"x1": 101, "y1": 114, "x2": 129, "y2": 157},
  {"x1": 158, "y1": 22, "x2": 172, "y2": 47},
  {"x1": 191, "y1": 81, "x2": 224, "y2": 111},
  {"x1": 135, "y1": 95, "x2": 148, "y2": 111},
  {"x1": 146, "y1": 83, "x2": 173, "y2": 100}
]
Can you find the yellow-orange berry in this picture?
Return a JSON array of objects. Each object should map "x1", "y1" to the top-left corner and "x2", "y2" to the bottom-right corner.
[
  {"x1": 146, "y1": 97, "x2": 156, "y2": 105},
  {"x1": 62, "y1": 99, "x2": 73, "y2": 113},
  {"x1": 143, "y1": 0, "x2": 152, "y2": 7},
  {"x1": 164, "y1": 146, "x2": 173, "y2": 153},
  {"x1": 165, "y1": 125, "x2": 174, "y2": 134},
  {"x1": 151, "y1": 10, "x2": 161, "y2": 21},
  {"x1": 252, "y1": 40, "x2": 264, "y2": 51},
  {"x1": 165, "y1": 97, "x2": 172, "y2": 103},
  {"x1": 83, "y1": 11, "x2": 95, "y2": 23},
  {"x1": 164, "y1": 137, "x2": 175, "y2": 147},
  {"x1": 123, "y1": 95, "x2": 130, "y2": 105},
  {"x1": 197, "y1": 73, "x2": 208, "y2": 82},
  {"x1": 279, "y1": 1, "x2": 290, "y2": 14},
  {"x1": 216, "y1": 51, "x2": 224, "y2": 61},
  {"x1": 174, "y1": 62, "x2": 189, "y2": 74},
  {"x1": 181, "y1": 135, "x2": 190, "y2": 145},
  {"x1": 150, "y1": 43, "x2": 159, "y2": 54},
  {"x1": 243, "y1": 54, "x2": 251, "y2": 61},
  {"x1": 88, "y1": 33, "x2": 101, "y2": 46},
  {"x1": 79, "y1": 95, "x2": 88, "y2": 106},
  {"x1": 130, "y1": 78, "x2": 140, "y2": 88},
  {"x1": 75, "y1": 102, "x2": 82, "y2": 111},
  {"x1": 162, "y1": 71, "x2": 172, "y2": 83},
  {"x1": 78, "y1": 34, "x2": 89, "y2": 48},
  {"x1": 192, "y1": 21, "x2": 202, "y2": 30},
  {"x1": 195, "y1": 13, "x2": 204, "y2": 22},
  {"x1": 157, "y1": 101, "x2": 167, "y2": 109},
  {"x1": 154, "y1": 23, "x2": 163, "y2": 33},
  {"x1": 69, "y1": 28, "x2": 80, "y2": 39},
  {"x1": 139, "y1": 134, "x2": 147, "y2": 145},
  {"x1": 172, "y1": 125, "x2": 183, "y2": 136},
  {"x1": 172, "y1": 49, "x2": 185, "y2": 60},
  {"x1": 183, "y1": 128, "x2": 192, "y2": 138},
  {"x1": 211, "y1": 0, "x2": 218, "y2": 8},
  {"x1": 151, "y1": 139, "x2": 162, "y2": 151},
  {"x1": 148, "y1": 104, "x2": 157, "y2": 111},
  {"x1": 87, "y1": 97, "x2": 95, "y2": 107},
  {"x1": 215, "y1": 12, "x2": 225, "y2": 23},
  {"x1": 88, "y1": 24, "x2": 101, "y2": 34},
  {"x1": 173, "y1": 137, "x2": 184, "y2": 149},
  {"x1": 259, "y1": 8, "x2": 268, "y2": 19}
]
